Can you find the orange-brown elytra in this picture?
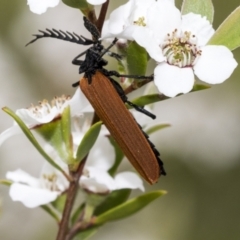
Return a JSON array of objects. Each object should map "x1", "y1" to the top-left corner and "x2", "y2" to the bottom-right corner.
[
  {"x1": 26, "y1": 16, "x2": 166, "y2": 184},
  {"x1": 80, "y1": 71, "x2": 162, "y2": 184}
]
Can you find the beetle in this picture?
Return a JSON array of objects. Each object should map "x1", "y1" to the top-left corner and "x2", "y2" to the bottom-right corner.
[{"x1": 26, "y1": 17, "x2": 166, "y2": 184}]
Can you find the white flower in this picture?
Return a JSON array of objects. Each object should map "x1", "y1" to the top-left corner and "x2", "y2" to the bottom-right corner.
[
  {"x1": 131, "y1": 1, "x2": 238, "y2": 97},
  {"x1": 27, "y1": 0, "x2": 108, "y2": 14},
  {"x1": 2, "y1": 86, "x2": 144, "y2": 207},
  {"x1": 0, "y1": 89, "x2": 90, "y2": 146},
  {"x1": 27, "y1": 0, "x2": 60, "y2": 14},
  {"x1": 87, "y1": 0, "x2": 106, "y2": 5},
  {"x1": 102, "y1": 0, "x2": 174, "y2": 41},
  {"x1": 74, "y1": 126, "x2": 145, "y2": 194},
  {"x1": 6, "y1": 162, "x2": 69, "y2": 208},
  {"x1": 80, "y1": 168, "x2": 144, "y2": 193}
]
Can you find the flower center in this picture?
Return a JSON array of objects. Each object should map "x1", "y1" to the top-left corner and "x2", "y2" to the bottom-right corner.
[
  {"x1": 28, "y1": 95, "x2": 71, "y2": 119},
  {"x1": 134, "y1": 17, "x2": 147, "y2": 27},
  {"x1": 162, "y1": 29, "x2": 202, "y2": 68},
  {"x1": 42, "y1": 173, "x2": 60, "y2": 191}
]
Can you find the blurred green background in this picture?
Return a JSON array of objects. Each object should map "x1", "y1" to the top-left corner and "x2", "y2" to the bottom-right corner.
[{"x1": 0, "y1": 0, "x2": 240, "y2": 239}]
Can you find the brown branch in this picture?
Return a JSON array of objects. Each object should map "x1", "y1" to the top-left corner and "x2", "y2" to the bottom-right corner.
[
  {"x1": 65, "y1": 221, "x2": 94, "y2": 240},
  {"x1": 56, "y1": 156, "x2": 88, "y2": 240},
  {"x1": 96, "y1": 0, "x2": 109, "y2": 33},
  {"x1": 87, "y1": 9, "x2": 97, "y2": 25},
  {"x1": 124, "y1": 78, "x2": 153, "y2": 95}
]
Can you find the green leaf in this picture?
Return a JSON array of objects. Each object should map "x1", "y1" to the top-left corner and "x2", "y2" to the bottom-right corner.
[
  {"x1": 61, "y1": 106, "x2": 73, "y2": 160},
  {"x1": 181, "y1": 0, "x2": 214, "y2": 23},
  {"x1": 146, "y1": 124, "x2": 171, "y2": 135},
  {"x1": 62, "y1": 0, "x2": 90, "y2": 9},
  {"x1": 192, "y1": 83, "x2": 211, "y2": 92},
  {"x1": 75, "y1": 227, "x2": 98, "y2": 240},
  {"x1": 2, "y1": 107, "x2": 68, "y2": 179},
  {"x1": 35, "y1": 107, "x2": 72, "y2": 162},
  {"x1": 75, "y1": 121, "x2": 102, "y2": 163},
  {"x1": 0, "y1": 179, "x2": 12, "y2": 186},
  {"x1": 132, "y1": 94, "x2": 169, "y2": 106},
  {"x1": 51, "y1": 194, "x2": 67, "y2": 213},
  {"x1": 126, "y1": 41, "x2": 148, "y2": 76},
  {"x1": 94, "y1": 189, "x2": 131, "y2": 216},
  {"x1": 208, "y1": 6, "x2": 240, "y2": 50},
  {"x1": 36, "y1": 116, "x2": 69, "y2": 161},
  {"x1": 132, "y1": 83, "x2": 210, "y2": 106},
  {"x1": 94, "y1": 190, "x2": 167, "y2": 225},
  {"x1": 71, "y1": 203, "x2": 85, "y2": 225},
  {"x1": 107, "y1": 136, "x2": 124, "y2": 176},
  {"x1": 41, "y1": 205, "x2": 60, "y2": 222}
]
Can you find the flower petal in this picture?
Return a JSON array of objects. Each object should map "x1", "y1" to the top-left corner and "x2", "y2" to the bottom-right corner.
[
  {"x1": 6, "y1": 169, "x2": 40, "y2": 187},
  {"x1": 107, "y1": 0, "x2": 134, "y2": 36},
  {"x1": 40, "y1": 162, "x2": 69, "y2": 192},
  {"x1": 154, "y1": 63, "x2": 194, "y2": 97},
  {"x1": 194, "y1": 45, "x2": 238, "y2": 84},
  {"x1": 80, "y1": 167, "x2": 116, "y2": 193},
  {"x1": 101, "y1": 20, "x2": 114, "y2": 39},
  {"x1": 181, "y1": 13, "x2": 215, "y2": 46},
  {"x1": 114, "y1": 172, "x2": 145, "y2": 191},
  {"x1": 128, "y1": 0, "x2": 156, "y2": 25},
  {"x1": 16, "y1": 107, "x2": 59, "y2": 128},
  {"x1": 87, "y1": 0, "x2": 106, "y2": 5},
  {"x1": 0, "y1": 125, "x2": 22, "y2": 146},
  {"x1": 69, "y1": 88, "x2": 92, "y2": 116},
  {"x1": 27, "y1": 0, "x2": 59, "y2": 15},
  {"x1": 147, "y1": 0, "x2": 181, "y2": 42},
  {"x1": 133, "y1": 27, "x2": 165, "y2": 62},
  {"x1": 86, "y1": 135, "x2": 115, "y2": 170},
  {"x1": 9, "y1": 183, "x2": 59, "y2": 208}
]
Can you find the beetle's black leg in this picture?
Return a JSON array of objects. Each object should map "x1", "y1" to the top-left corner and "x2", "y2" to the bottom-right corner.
[
  {"x1": 72, "y1": 50, "x2": 88, "y2": 65},
  {"x1": 107, "y1": 70, "x2": 154, "y2": 81},
  {"x1": 107, "y1": 77, "x2": 156, "y2": 119},
  {"x1": 107, "y1": 51, "x2": 122, "y2": 62},
  {"x1": 72, "y1": 81, "x2": 80, "y2": 87},
  {"x1": 97, "y1": 38, "x2": 118, "y2": 60},
  {"x1": 126, "y1": 101, "x2": 156, "y2": 119}
]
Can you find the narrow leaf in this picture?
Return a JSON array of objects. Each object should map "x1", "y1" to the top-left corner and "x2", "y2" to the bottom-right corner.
[
  {"x1": 94, "y1": 190, "x2": 167, "y2": 225},
  {"x1": 192, "y1": 83, "x2": 211, "y2": 92},
  {"x1": 94, "y1": 189, "x2": 131, "y2": 216},
  {"x1": 132, "y1": 94, "x2": 169, "y2": 106},
  {"x1": 75, "y1": 227, "x2": 98, "y2": 240},
  {"x1": 41, "y1": 205, "x2": 60, "y2": 222},
  {"x1": 208, "y1": 6, "x2": 240, "y2": 50},
  {"x1": 181, "y1": 0, "x2": 214, "y2": 23},
  {"x1": 0, "y1": 179, "x2": 12, "y2": 186},
  {"x1": 146, "y1": 124, "x2": 171, "y2": 135},
  {"x1": 71, "y1": 203, "x2": 85, "y2": 225},
  {"x1": 35, "y1": 120, "x2": 68, "y2": 161},
  {"x1": 132, "y1": 84, "x2": 210, "y2": 106},
  {"x1": 75, "y1": 121, "x2": 102, "y2": 163},
  {"x1": 61, "y1": 106, "x2": 73, "y2": 160},
  {"x1": 2, "y1": 107, "x2": 69, "y2": 180},
  {"x1": 62, "y1": 0, "x2": 90, "y2": 9},
  {"x1": 51, "y1": 194, "x2": 67, "y2": 213},
  {"x1": 107, "y1": 136, "x2": 124, "y2": 176},
  {"x1": 126, "y1": 41, "x2": 148, "y2": 76}
]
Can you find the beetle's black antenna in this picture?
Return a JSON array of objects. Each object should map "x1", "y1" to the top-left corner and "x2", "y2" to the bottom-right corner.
[{"x1": 26, "y1": 29, "x2": 94, "y2": 47}]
